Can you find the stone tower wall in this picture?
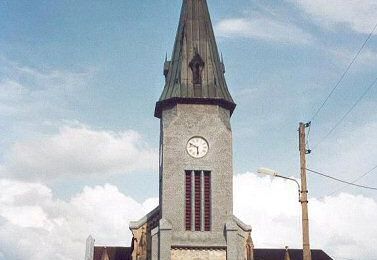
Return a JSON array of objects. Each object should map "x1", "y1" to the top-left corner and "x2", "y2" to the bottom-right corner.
[{"x1": 159, "y1": 103, "x2": 233, "y2": 246}]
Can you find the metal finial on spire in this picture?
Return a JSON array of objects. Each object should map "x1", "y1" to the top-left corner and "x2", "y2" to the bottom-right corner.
[
  {"x1": 163, "y1": 52, "x2": 170, "y2": 78},
  {"x1": 220, "y1": 52, "x2": 226, "y2": 74}
]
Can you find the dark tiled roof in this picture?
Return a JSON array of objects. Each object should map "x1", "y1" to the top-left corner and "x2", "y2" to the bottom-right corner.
[
  {"x1": 254, "y1": 249, "x2": 333, "y2": 260},
  {"x1": 93, "y1": 247, "x2": 131, "y2": 260},
  {"x1": 155, "y1": 0, "x2": 236, "y2": 118}
]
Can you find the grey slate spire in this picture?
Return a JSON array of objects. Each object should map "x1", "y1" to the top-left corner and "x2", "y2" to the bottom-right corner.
[{"x1": 155, "y1": 0, "x2": 236, "y2": 118}]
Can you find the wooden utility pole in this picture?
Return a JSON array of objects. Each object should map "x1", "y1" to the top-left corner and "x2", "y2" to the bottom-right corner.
[{"x1": 299, "y1": 122, "x2": 312, "y2": 260}]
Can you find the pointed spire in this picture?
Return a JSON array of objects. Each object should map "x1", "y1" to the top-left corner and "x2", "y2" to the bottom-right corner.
[{"x1": 155, "y1": 0, "x2": 236, "y2": 118}]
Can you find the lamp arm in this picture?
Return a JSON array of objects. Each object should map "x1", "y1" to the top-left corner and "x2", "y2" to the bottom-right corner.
[{"x1": 275, "y1": 174, "x2": 301, "y2": 201}]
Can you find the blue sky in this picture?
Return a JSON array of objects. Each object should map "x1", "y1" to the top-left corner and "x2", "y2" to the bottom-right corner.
[{"x1": 1, "y1": 0, "x2": 377, "y2": 259}]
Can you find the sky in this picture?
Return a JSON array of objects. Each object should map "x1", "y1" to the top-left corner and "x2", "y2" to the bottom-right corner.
[{"x1": 0, "y1": 0, "x2": 377, "y2": 259}]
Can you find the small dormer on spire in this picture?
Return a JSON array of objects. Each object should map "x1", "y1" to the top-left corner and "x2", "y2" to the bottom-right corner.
[
  {"x1": 155, "y1": 0, "x2": 236, "y2": 118},
  {"x1": 189, "y1": 48, "x2": 205, "y2": 96}
]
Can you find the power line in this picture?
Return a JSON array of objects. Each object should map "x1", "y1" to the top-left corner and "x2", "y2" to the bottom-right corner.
[
  {"x1": 309, "y1": 21, "x2": 377, "y2": 122},
  {"x1": 328, "y1": 164, "x2": 377, "y2": 196},
  {"x1": 306, "y1": 168, "x2": 377, "y2": 191},
  {"x1": 312, "y1": 75, "x2": 377, "y2": 149}
]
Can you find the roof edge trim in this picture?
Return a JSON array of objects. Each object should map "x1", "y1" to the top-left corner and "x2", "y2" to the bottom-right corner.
[{"x1": 154, "y1": 97, "x2": 236, "y2": 118}]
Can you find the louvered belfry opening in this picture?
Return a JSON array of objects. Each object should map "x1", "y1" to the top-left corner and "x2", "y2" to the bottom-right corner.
[
  {"x1": 194, "y1": 171, "x2": 201, "y2": 231},
  {"x1": 185, "y1": 170, "x2": 211, "y2": 231},
  {"x1": 204, "y1": 171, "x2": 211, "y2": 231},
  {"x1": 185, "y1": 171, "x2": 192, "y2": 231}
]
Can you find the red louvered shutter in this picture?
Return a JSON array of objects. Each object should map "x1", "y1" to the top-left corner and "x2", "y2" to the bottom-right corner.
[
  {"x1": 194, "y1": 171, "x2": 201, "y2": 231},
  {"x1": 204, "y1": 171, "x2": 211, "y2": 231},
  {"x1": 185, "y1": 171, "x2": 192, "y2": 231}
]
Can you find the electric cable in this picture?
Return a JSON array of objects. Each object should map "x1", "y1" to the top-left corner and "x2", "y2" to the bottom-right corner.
[
  {"x1": 309, "y1": 21, "x2": 377, "y2": 122},
  {"x1": 306, "y1": 168, "x2": 377, "y2": 191},
  {"x1": 312, "y1": 75, "x2": 377, "y2": 149},
  {"x1": 327, "y1": 164, "x2": 377, "y2": 196}
]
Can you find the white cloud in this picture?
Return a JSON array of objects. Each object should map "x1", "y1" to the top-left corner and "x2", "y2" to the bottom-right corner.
[
  {"x1": 0, "y1": 80, "x2": 27, "y2": 100},
  {"x1": 0, "y1": 56, "x2": 93, "y2": 118},
  {"x1": 215, "y1": 15, "x2": 313, "y2": 44},
  {"x1": 0, "y1": 179, "x2": 154, "y2": 260},
  {"x1": 1, "y1": 174, "x2": 376, "y2": 259},
  {"x1": 234, "y1": 173, "x2": 377, "y2": 259},
  {"x1": 0, "y1": 80, "x2": 29, "y2": 115},
  {"x1": 328, "y1": 47, "x2": 377, "y2": 68},
  {"x1": 289, "y1": 0, "x2": 377, "y2": 33},
  {"x1": 3, "y1": 124, "x2": 158, "y2": 180},
  {"x1": 234, "y1": 173, "x2": 302, "y2": 248},
  {"x1": 310, "y1": 121, "x2": 377, "y2": 183},
  {"x1": 0, "y1": 57, "x2": 92, "y2": 92},
  {"x1": 310, "y1": 194, "x2": 377, "y2": 258}
]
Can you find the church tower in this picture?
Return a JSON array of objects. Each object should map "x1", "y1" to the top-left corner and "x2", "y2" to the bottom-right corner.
[{"x1": 130, "y1": 1, "x2": 253, "y2": 259}]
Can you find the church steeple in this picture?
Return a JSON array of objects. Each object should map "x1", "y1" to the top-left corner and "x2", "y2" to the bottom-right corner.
[
  {"x1": 129, "y1": 2, "x2": 253, "y2": 259},
  {"x1": 155, "y1": 0, "x2": 236, "y2": 118}
]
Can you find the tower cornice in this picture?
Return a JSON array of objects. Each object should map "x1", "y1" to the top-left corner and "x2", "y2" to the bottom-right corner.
[{"x1": 155, "y1": 97, "x2": 236, "y2": 118}]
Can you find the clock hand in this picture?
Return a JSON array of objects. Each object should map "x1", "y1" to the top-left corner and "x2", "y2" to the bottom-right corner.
[{"x1": 189, "y1": 143, "x2": 198, "y2": 148}]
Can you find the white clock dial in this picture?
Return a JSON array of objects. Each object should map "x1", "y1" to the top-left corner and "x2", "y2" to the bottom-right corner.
[{"x1": 186, "y1": 136, "x2": 209, "y2": 158}]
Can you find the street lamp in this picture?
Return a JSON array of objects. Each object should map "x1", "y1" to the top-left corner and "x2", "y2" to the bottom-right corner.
[
  {"x1": 257, "y1": 167, "x2": 311, "y2": 260},
  {"x1": 257, "y1": 168, "x2": 301, "y2": 200}
]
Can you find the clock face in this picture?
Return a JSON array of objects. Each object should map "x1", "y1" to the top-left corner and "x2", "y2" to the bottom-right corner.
[{"x1": 186, "y1": 136, "x2": 209, "y2": 158}]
